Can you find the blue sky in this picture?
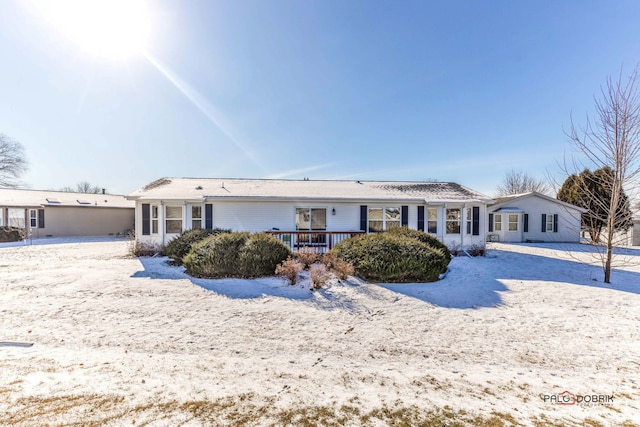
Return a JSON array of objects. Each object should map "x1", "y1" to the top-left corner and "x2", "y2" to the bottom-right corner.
[{"x1": 1, "y1": 0, "x2": 639, "y2": 196}]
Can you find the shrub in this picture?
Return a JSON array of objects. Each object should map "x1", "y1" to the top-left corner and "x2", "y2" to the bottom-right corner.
[
  {"x1": 128, "y1": 240, "x2": 164, "y2": 257},
  {"x1": 467, "y1": 243, "x2": 486, "y2": 257},
  {"x1": 239, "y1": 233, "x2": 292, "y2": 278},
  {"x1": 295, "y1": 247, "x2": 321, "y2": 267},
  {"x1": 309, "y1": 263, "x2": 331, "y2": 290},
  {"x1": 321, "y1": 253, "x2": 355, "y2": 280},
  {"x1": 164, "y1": 228, "x2": 230, "y2": 264},
  {"x1": 183, "y1": 232, "x2": 291, "y2": 279},
  {"x1": 332, "y1": 233, "x2": 449, "y2": 283},
  {"x1": 184, "y1": 232, "x2": 249, "y2": 278},
  {"x1": 276, "y1": 257, "x2": 304, "y2": 285},
  {"x1": 0, "y1": 226, "x2": 25, "y2": 242},
  {"x1": 388, "y1": 226, "x2": 451, "y2": 261}
]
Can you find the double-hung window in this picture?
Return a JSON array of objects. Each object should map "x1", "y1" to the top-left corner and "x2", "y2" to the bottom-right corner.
[
  {"x1": 445, "y1": 208, "x2": 461, "y2": 234},
  {"x1": 508, "y1": 214, "x2": 518, "y2": 231},
  {"x1": 546, "y1": 214, "x2": 554, "y2": 232},
  {"x1": 151, "y1": 205, "x2": 159, "y2": 234},
  {"x1": 427, "y1": 208, "x2": 438, "y2": 234},
  {"x1": 29, "y1": 209, "x2": 37, "y2": 228},
  {"x1": 494, "y1": 214, "x2": 502, "y2": 231},
  {"x1": 191, "y1": 205, "x2": 202, "y2": 229},
  {"x1": 165, "y1": 206, "x2": 183, "y2": 234}
]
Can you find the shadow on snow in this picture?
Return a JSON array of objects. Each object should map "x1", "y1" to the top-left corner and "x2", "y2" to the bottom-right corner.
[{"x1": 131, "y1": 243, "x2": 640, "y2": 310}]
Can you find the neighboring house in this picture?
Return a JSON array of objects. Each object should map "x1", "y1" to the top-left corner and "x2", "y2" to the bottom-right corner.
[
  {"x1": 0, "y1": 188, "x2": 135, "y2": 239},
  {"x1": 126, "y1": 177, "x2": 495, "y2": 251},
  {"x1": 487, "y1": 192, "x2": 587, "y2": 243}
]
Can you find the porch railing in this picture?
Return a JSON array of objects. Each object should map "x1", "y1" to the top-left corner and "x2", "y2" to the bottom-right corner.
[{"x1": 265, "y1": 230, "x2": 365, "y2": 253}]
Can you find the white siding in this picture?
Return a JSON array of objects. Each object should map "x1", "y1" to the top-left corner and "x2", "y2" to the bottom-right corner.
[
  {"x1": 489, "y1": 196, "x2": 582, "y2": 243},
  {"x1": 135, "y1": 200, "x2": 489, "y2": 248}
]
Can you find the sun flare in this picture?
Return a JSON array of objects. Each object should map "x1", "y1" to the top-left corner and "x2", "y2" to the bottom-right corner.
[{"x1": 35, "y1": 0, "x2": 151, "y2": 59}]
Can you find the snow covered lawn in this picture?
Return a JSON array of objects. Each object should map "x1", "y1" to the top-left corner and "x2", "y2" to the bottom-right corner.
[{"x1": 1, "y1": 239, "x2": 639, "y2": 426}]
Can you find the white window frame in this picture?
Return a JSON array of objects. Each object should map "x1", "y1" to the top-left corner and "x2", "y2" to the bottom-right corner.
[
  {"x1": 296, "y1": 207, "x2": 327, "y2": 231},
  {"x1": 29, "y1": 209, "x2": 37, "y2": 228},
  {"x1": 165, "y1": 206, "x2": 183, "y2": 234},
  {"x1": 546, "y1": 214, "x2": 554, "y2": 232},
  {"x1": 445, "y1": 208, "x2": 461, "y2": 234},
  {"x1": 427, "y1": 207, "x2": 438, "y2": 234},
  {"x1": 151, "y1": 205, "x2": 159, "y2": 234},
  {"x1": 508, "y1": 214, "x2": 518, "y2": 232},
  {"x1": 494, "y1": 214, "x2": 502, "y2": 232},
  {"x1": 368, "y1": 206, "x2": 401, "y2": 233},
  {"x1": 191, "y1": 205, "x2": 202, "y2": 230}
]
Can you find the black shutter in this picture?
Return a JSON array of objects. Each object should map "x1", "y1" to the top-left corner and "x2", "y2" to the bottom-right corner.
[
  {"x1": 401, "y1": 206, "x2": 408, "y2": 226},
  {"x1": 553, "y1": 214, "x2": 558, "y2": 233},
  {"x1": 472, "y1": 206, "x2": 480, "y2": 236},
  {"x1": 142, "y1": 204, "x2": 150, "y2": 235},
  {"x1": 38, "y1": 209, "x2": 45, "y2": 229},
  {"x1": 523, "y1": 214, "x2": 529, "y2": 233},
  {"x1": 541, "y1": 214, "x2": 546, "y2": 232},
  {"x1": 417, "y1": 206, "x2": 425, "y2": 231},
  {"x1": 205, "y1": 204, "x2": 213, "y2": 230},
  {"x1": 360, "y1": 206, "x2": 367, "y2": 231},
  {"x1": 488, "y1": 213, "x2": 493, "y2": 232}
]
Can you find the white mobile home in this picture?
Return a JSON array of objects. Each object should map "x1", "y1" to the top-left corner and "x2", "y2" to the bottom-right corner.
[
  {"x1": 127, "y1": 178, "x2": 495, "y2": 251},
  {"x1": 487, "y1": 192, "x2": 586, "y2": 243}
]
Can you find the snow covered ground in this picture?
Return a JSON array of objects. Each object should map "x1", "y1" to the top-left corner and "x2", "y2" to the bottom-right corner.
[{"x1": 1, "y1": 239, "x2": 639, "y2": 426}]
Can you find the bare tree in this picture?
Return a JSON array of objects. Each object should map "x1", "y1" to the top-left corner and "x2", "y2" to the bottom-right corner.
[
  {"x1": 496, "y1": 169, "x2": 550, "y2": 196},
  {"x1": 567, "y1": 65, "x2": 640, "y2": 283},
  {"x1": 61, "y1": 181, "x2": 103, "y2": 194},
  {"x1": 0, "y1": 134, "x2": 28, "y2": 188}
]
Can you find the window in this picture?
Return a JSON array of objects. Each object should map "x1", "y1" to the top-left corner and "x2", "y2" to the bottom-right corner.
[
  {"x1": 494, "y1": 214, "x2": 502, "y2": 231},
  {"x1": 368, "y1": 207, "x2": 400, "y2": 232},
  {"x1": 191, "y1": 205, "x2": 202, "y2": 229},
  {"x1": 151, "y1": 205, "x2": 159, "y2": 234},
  {"x1": 8, "y1": 209, "x2": 25, "y2": 228},
  {"x1": 427, "y1": 208, "x2": 437, "y2": 234},
  {"x1": 296, "y1": 208, "x2": 327, "y2": 230},
  {"x1": 546, "y1": 214, "x2": 554, "y2": 232},
  {"x1": 508, "y1": 214, "x2": 518, "y2": 231},
  {"x1": 466, "y1": 207, "x2": 472, "y2": 234},
  {"x1": 446, "y1": 208, "x2": 461, "y2": 234},
  {"x1": 29, "y1": 209, "x2": 37, "y2": 228},
  {"x1": 166, "y1": 206, "x2": 183, "y2": 234}
]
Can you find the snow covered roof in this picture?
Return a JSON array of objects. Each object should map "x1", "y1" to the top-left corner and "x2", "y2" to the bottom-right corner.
[
  {"x1": 127, "y1": 178, "x2": 494, "y2": 204},
  {"x1": 0, "y1": 188, "x2": 134, "y2": 209},
  {"x1": 490, "y1": 191, "x2": 587, "y2": 213}
]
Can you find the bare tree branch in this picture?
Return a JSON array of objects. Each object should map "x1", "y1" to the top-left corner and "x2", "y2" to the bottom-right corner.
[
  {"x1": 496, "y1": 169, "x2": 550, "y2": 196},
  {"x1": 565, "y1": 64, "x2": 640, "y2": 283},
  {"x1": 0, "y1": 134, "x2": 28, "y2": 188}
]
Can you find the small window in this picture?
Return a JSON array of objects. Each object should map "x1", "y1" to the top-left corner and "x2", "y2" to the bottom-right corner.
[
  {"x1": 151, "y1": 205, "x2": 159, "y2": 234},
  {"x1": 29, "y1": 209, "x2": 37, "y2": 228},
  {"x1": 546, "y1": 214, "x2": 554, "y2": 232},
  {"x1": 165, "y1": 206, "x2": 183, "y2": 234},
  {"x1": 446, "y1": 208, "x2": 461, "y2": 234},
  {"x1": 466, "y1": 207, "x2": 472, "y2": 235},
  {"x1": 494, "y1": 214, "x2": 502, "y2": 232},
  {"x1": 508, "y1": 214, "x2": 518, "y2": 231},
  {"x1": 427, "y1": 208, "x2": 437, "y2": 234},
  {"x1": 191, "y1": 205, "x2": 202, "y2": 229}
]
